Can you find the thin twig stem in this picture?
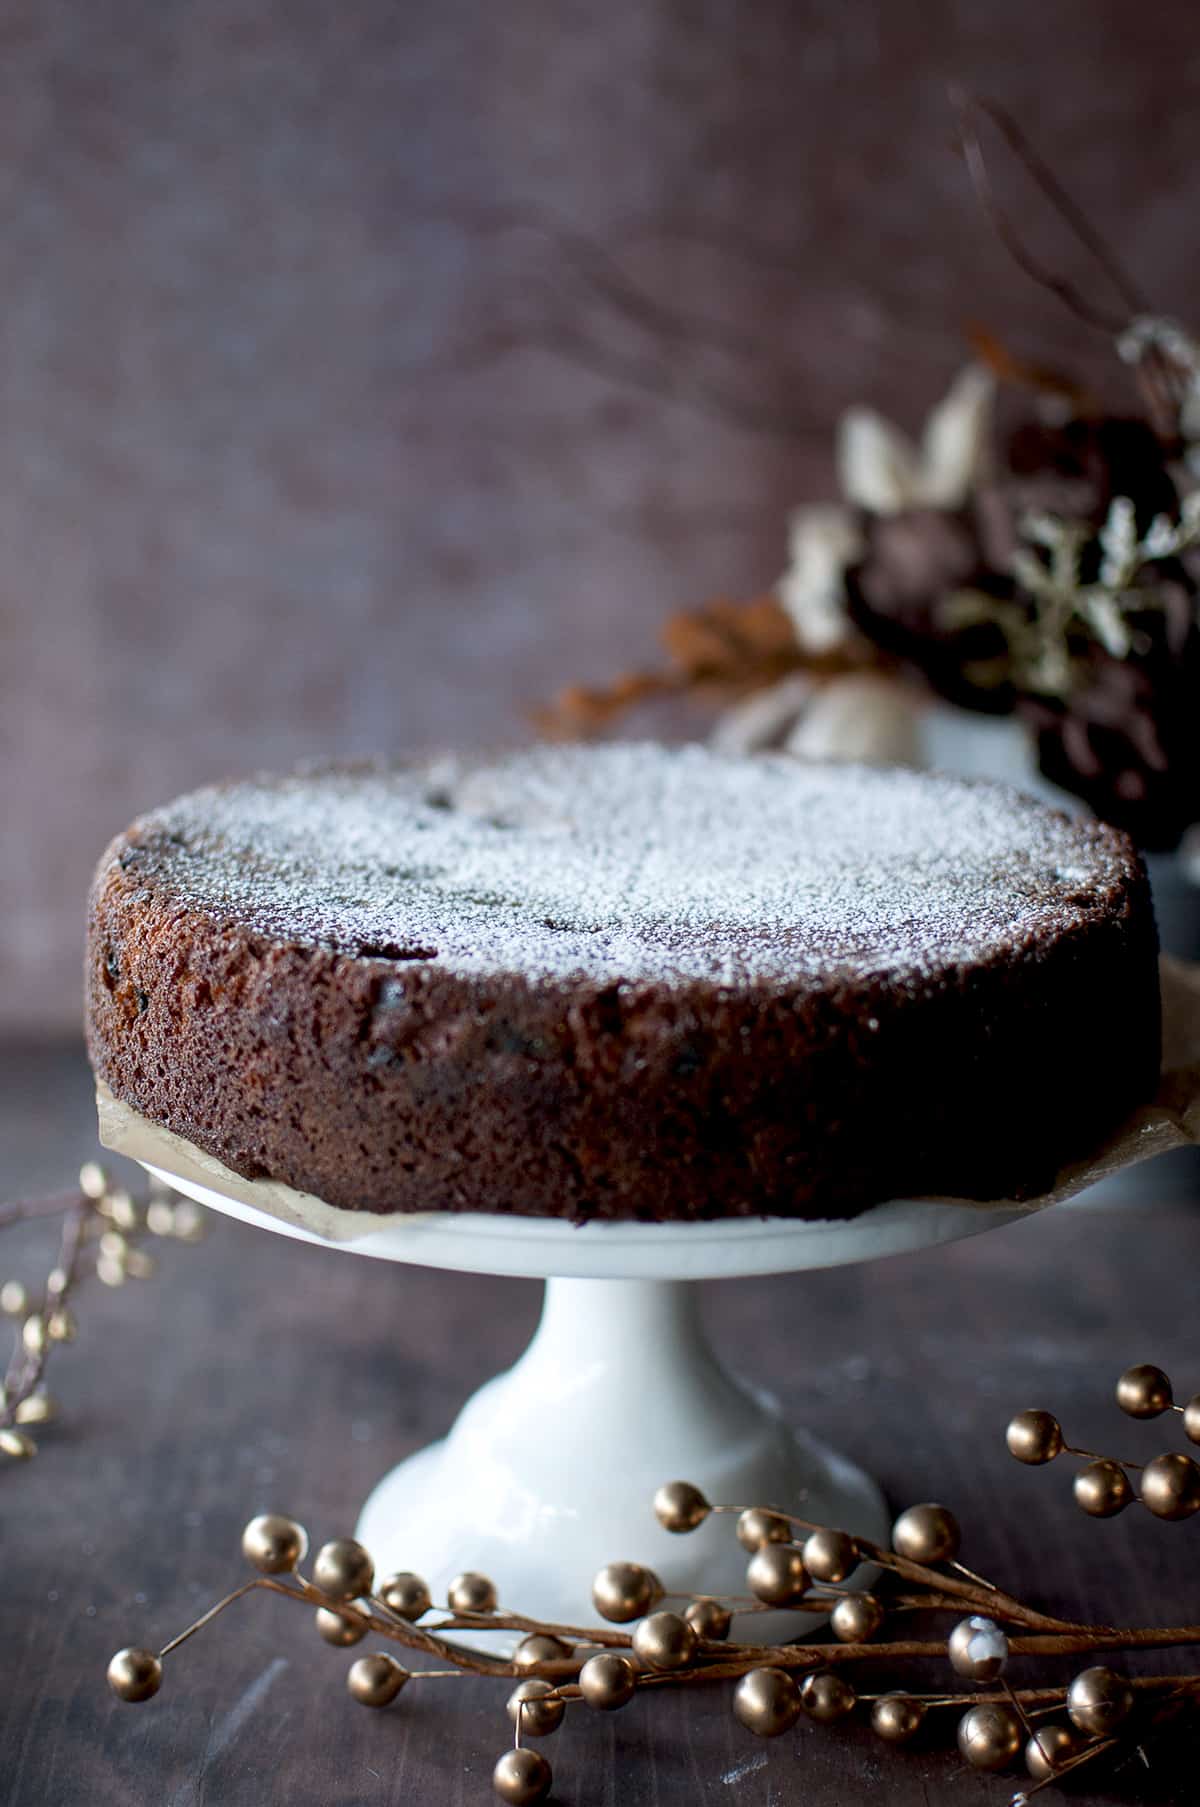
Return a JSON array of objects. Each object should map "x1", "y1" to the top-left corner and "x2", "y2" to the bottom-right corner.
[
  {"x1": 158, "y1": 1579, "x2": 269, "y2": 1657},
  {"x1": 960, "y1": 91, "x2": 1148, "y2": 314},
  {"x1": 150, "y1": 1567, "x2": 1200, "y2": 1693},
  {"x1": 2, "y1": 1197, "x2": 90, "y2": 1427},
  {"x1": 950, "y1": 87, "x2": 1134, "y2": 335},
  {"x1": 760, "y1": 1509, "x2": 1073, "y2": 1631},
  {"x1": 0, "y1": 1191, "x2": 81, "y2": 1232},
  {"x1": 1064, "y1": 1443, "x2": 1144, "y2": 1471}
]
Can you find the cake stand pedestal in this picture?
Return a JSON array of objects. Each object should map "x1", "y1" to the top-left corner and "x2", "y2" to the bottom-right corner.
[
  {"x1": 136, "y1": 1153, "x2": 1032, "y2": 1645},
  {"x1": 354, "y1": 1273, "x2": 885, "y2": 1644}
]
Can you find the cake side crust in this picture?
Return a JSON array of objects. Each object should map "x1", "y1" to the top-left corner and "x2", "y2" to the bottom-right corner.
[{"x1": 85, "y1": 752, "x2": 1162, "y2": 1223}]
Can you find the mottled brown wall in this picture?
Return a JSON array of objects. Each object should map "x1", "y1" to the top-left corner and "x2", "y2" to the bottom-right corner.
[{"x1": 2, "y1": 0, "x2": 1197, "y2": 1028}]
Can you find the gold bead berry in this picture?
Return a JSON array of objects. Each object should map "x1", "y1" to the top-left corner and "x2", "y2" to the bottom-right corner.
[
  {"x1": 592, "y1": 1561, "x2": 663, "y2": 1623},
  {"x1": 491, "y1": 1746, "x2": 552, "y2": 1805},
  {"x1": 0, "y1": 1281, "x2": 29, "y2": 1318},
  {"x1": 954, "y1": 1619, "x2": 1004, "y2": 1684},
  {"x1": 378, "y1": 1571, "x2": 432, "y2": 1621},
  {"x1": 0, "y1": 1428, "x2": 36, "y2": 1460},
  {"x1": 957, "y1": 1702, "x2": 1022, "y2": 1771},
  {"x1": 15, "y1": 1387, "x2": 56, "y2": 1416},
  {"x1": 871, "y1": 1693, "x2": 925, "y2": 1744},
  {"x1": 146, "y1": 1198, "x2": 177, "y2": 1238},
  {"x1": 1024, "y1": 1723, "x2": 1081, "y2": 1781},
  {"x1": 736, "y1": 1507, "x2": 791, "y2": 1552},
  {"x1": 684, "y1": 1597, "x2": 732, "y2": 1641},
  {"x1": 948, "y1": 1615, "x2": 1010, "y2": 1682},
  {"x1": 830, "y1": 1592, "x2": 883, "y2": 1643},
  {"x1": 746, "y1": 1543, "x2": 808, "y2": 1606},
  {"x1": 170, "y1": 1199, "x2": 208, "y2": 1242},
  {"x1": 513, "y1": 1633, "x2": 572, "y2": 1670},
  {"x1": 1140, "y1": 1451, "x2": 1200, "y2": 1521},
  {"x1": 799, "y1": 1671, "x2": 856, "y2": 1722},
  {"x1": 315, "y1": 1605, "x2": 367, "y2": 1646},
  {"x1": 312, "y1": 1538, "x2": 375, "y2": 1602},
  {"x1": 653, "y1": 1480, "x2": 711, "y2": 1533},
  {"x1": 891, "y1": 1503, "x2": 961, "y2": 1564},
  {"x1": 107, "y1": 1188, "x2": 141, "y2": 1230},
  {"x1": 733, "y1": 1667, "x2": 802, "y2": 1737},
  {"x1": 1183, "y1": 1395, "x2": 1200, "y2": 1446},
  {"x1": 801, "y1": 1528, "x2": 857, "y2": 1584},
  {"x1": 1066, "y1": 1665, "x2": 1134, "y2": 1736},
  {"x1": 1005, "y1": 1409, "x2": 1063, "y2": 1465},
  {"x1": 241, "y1": 1514, "x2": 308, "y2": 1575},
  {"x1": 1073, "y1": 1459, "x2": 1133, "y2": 1518},
  {"x1": 578, "y1": 1652, "x2": 637, "y2": 1711},
  {"x1": 631, "y1": 1610, "x2": 697, "y2": 1672},
  {"x1": 347, "y1": 1652, "x2": 409, "y2": 1707},
  {"x1": 107, "y1": 1647, "x2": 163, "y2": 1703},
  {"x1": 79, "y1": 1161, "x2": 109, "y2": 1200},
  {"x1": 448, "y1": 1571, "x2": 498, "y2": 1614},
  {"x1": 507, "y1": 1678, "x2": 565, "y2": 1737},
  {"x1": 1116, "y1": 1363, "x2": 1173, "y2": 1419}
]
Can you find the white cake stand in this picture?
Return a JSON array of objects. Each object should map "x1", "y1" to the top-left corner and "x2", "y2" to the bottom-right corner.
[{"x1": 135, "y1": 1143, "x2": 1034, "y2": 1645}]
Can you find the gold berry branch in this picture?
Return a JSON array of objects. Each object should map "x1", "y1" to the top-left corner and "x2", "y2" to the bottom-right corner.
[
  {"x1": 1006, "y1": 1361, "x2": 1200, "y2": 1520},
  {"x1": 108, "y1": 1364, "x2": 1199, "y2": 1805},
  {"x1": 0, "y1": 1165, "x2": 205, "y2": 1458}
]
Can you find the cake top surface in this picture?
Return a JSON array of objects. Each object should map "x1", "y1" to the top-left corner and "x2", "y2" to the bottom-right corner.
[{"x1": 111, "y1": 744, "x2": 1136, "y2": 988}]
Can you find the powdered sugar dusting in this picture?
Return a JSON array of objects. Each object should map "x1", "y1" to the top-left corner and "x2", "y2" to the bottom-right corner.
[{"x1": 119, "y1": 745, "x2": 1128, "y2": 987}]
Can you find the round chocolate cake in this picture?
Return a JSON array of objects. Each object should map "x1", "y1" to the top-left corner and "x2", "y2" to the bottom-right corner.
[{"x1": 86, "y1": 745, "x2": 1161, "y2": 1222}]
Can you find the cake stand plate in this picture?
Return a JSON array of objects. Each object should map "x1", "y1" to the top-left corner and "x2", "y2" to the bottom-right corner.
[{"x1": 137, "y1": 1151, "x2": 1031, "y2": 1646}]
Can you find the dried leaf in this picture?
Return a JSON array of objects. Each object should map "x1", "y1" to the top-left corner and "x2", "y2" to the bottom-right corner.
[
  {"x1": 966, "y1": 324, "x2": 1094, "y2": 409},
  {"x1": 838, "y1": 406, "x2": 924, "y2": 514},
  {"x1": 838, "y1": 365, "x2": 996, "y2": 516},
  {"x1": 660, "y1": 595, "x2": 798, "y2": 682},
  {"x1": 537, "y1": 594, "x2": 880, "y2": 739},
  {"x1": 534, "y1": 674, "x2": 672, "y2": 739},
  {"x1": 920, "y1": 365, "x2": 996, "y2": 508}
]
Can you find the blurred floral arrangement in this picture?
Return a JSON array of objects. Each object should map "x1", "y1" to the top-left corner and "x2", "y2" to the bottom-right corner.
[
  {"x1": 538, "y1": 96, "x2": 1200, "y2": 855},
  {"x1": 109, "y1": 1361, "x2": 1200, "y2": 1805}
]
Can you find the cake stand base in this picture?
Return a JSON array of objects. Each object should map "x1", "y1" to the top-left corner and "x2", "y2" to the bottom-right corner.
[{"x1": 355, "y1": 1275, "x2": 888, "y2": 1647}]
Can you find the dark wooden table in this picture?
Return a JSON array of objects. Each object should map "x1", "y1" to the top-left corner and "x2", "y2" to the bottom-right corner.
[{"x1": 1, "y1": 1042, "x2": 1197, "y2": 1806}]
